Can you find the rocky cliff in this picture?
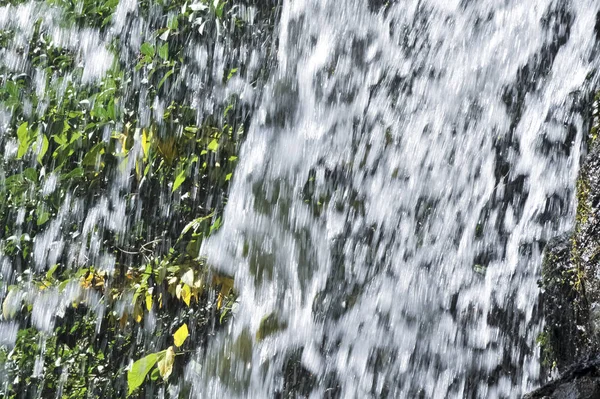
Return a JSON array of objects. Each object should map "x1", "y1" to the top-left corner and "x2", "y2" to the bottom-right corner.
[{"x1": 526, "y1": 98, "x2": 600, "y2": 398}]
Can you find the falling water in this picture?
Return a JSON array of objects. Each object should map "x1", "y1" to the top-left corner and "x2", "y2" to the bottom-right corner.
[
  {"x1": 197, "y1": 0, "x2": 600, "y2": 397},
  {"x1": 1, "y1": 0, "x2": 600, "y2": 397}
]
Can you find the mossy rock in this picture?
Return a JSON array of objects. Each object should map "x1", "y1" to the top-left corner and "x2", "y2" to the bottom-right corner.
[{"x1": 539, "y1": 141, "x2": 600, "y2": 374}]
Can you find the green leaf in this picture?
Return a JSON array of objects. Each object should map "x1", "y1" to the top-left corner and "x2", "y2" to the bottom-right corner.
[
  {"x1": 225, "y1": 173, "x2": 232, "y2": 181},
  {"x1": 23, "y1": 168, "x2": 38, "y2": 183},
  {"x1": 36, "y1": 135, "x2": 49, "y2": 164},
  {"x1": 223, "y1": 103, "x2": 233, "y2": 117},
  {"x1": 207, "y1": 139, "x2": 219, "y2": 152},
  {"x1": 158, "y1": 43, "x2": 169, "y2": 60},
  {"x1": 140, "y1": 42, "x2": 155, "y2": 57},
  {"x1": 158, "y1": 69, "x2": 174, "y2": 89},
  {"x1": 227, "y1": 68, "x2": 238, "y2": 81},
  {"x1": 58, "y1": 279, "x2": 69, "y2": 292},
  {"x1": 61, "y1": 167, "x2": 84, "y2": 181},
  {"x1": 127, "y1": 353, "x2": 159, "y2": 396},
  {"x1": 168, "y1": 16, "x2": 178, "y2": 30},
  {"x1": 172, "y1": 169, "x2": 186, "y2": 193},
  {"x1": 53, "y1": 131, "x2": 68, "y2": 146},
  {"x1": 215, "y1": 1, "x2": 225, "y2": 18},
  {"x1": 37, "y1": 206, "x2": 50, "y2": 226},
  {"x1": 4, "y1": 174, "x2": 25, "y2": 192},
  {"x1": 69, "y1": 131, "x2": 82, "y2": 144},
  {"x1": 180, "y1": 212, "x2": 214, "y2": 236},
  {"x1": 82, "y1": 143, "x2": 105, "y2": 167},
  {"x1": 46, "y1": 264, "x2": 59, "y2": 280},
  {"x1": 173, "y1": 323, "x2": 189, "y2": 347},
  {"x1": 150, "y1": 367, "x2": 160, "y2": 381},
  {"x1": 210, "y1": 217, "x2": 222, "y2": 234},
  {"x1": 16, "y1": 122, "x2": 30, "y2": 159}
]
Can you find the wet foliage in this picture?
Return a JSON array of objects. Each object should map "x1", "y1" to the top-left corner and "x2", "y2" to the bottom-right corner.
[{"x1": 0, "y1": 0, "x2": 280, "y2": 396}]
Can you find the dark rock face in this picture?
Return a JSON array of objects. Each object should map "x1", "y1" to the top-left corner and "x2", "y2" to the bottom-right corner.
[
  {"x1": 539, "y1": 232, "x2": 593, "y2": 372},
  {"x1": 524, "y1": 357, "x2": 600, "y2": 399},
  {"x1": 526, "y1": 141, "x2": 600, "y2": 397},
  {"x1": 541, "y1": 145, "x2": 600, "y2": 373}
]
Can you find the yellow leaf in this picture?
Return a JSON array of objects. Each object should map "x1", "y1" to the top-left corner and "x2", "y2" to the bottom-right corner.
[
  {"x1": 95, "y1": 276, "x2": 105, "y2": 288},
  {"x1": 157, "y1": 346, "x2": 175, "y2": 380},
  {"x1": 80, "y1": 272, "x2": 94, "y2": 289},
  {"x1": 173, "y1": 323, "x2": 189, "y2": 347},
  {"x1": 134, "y1": 303, "x2": 143, "y2": 323},
  {"x1": 181, "y1": 284, "x2": 191, "y2": 306},
  {"x1": 141, "y1": 128, "x2": 151, "y2": 161},
  {"x1": 217, "y1": 293, "x2": 223, "y2": 310},
  {"x1": 117, "y1": 133, "x2": 129, "y2": 155},
  {"x1": 135, "y1": 159, "x2": 142, "y2": 181},
  {"x1": 145, "y1": 293, "x2": 153, "y2": 311},
  {"x1": 158, "y1": 137, "x2": 177, "y2": 164},
  {"x1": 213, "y1": 274, "x2": 234, "y2": 295},
  {"x1": 191, "y1": 286, "x2": 200, "y2": 303},
  {"x1": 214, "y1": 274, "x2": 234, "y2": 310}
]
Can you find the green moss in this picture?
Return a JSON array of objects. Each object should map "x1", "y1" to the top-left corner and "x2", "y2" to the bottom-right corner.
[
  {"x1": 590, "y1": 125, "x2": 599, "y2": 146},
  {"x1": 567, "y1": 175, "x2": 592, "y2": 293},
  {"x1": 536, "y1": 330, "x2": 557, "y2": 370},
  {"x1": 575, "y1": 176, "x2": 590, "y2": 229}
]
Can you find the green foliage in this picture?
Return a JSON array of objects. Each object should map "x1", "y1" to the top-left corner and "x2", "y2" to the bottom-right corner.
[
  {"x1": 536, "y1": 330, "x2": 556, "y2": 370},
  {"x1": 47, "y1": 0, "x2": 119, "y2": 28},
  {"x1": 0, "y1": 0, "x2": 282, "y2": 395},
  {"x1": 128, "y1": 352, "x2": 160, "y2": 395},
  {"x1": 0, "y1": 311, "x2": 130, "y2": 398},
  {"x1": 127, "y1": 323, "x2": 188, "y2": 395}
]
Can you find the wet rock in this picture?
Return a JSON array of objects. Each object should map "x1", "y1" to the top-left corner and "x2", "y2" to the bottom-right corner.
[
  {"x1": 527, "y1": 142, "x2": 600, "y2": 397},
  {"x1": 543, "y1": 143, "x2": 600, "y2": 367},
  {"x1": 538, "y1": 233, "x2": 590, "y2": 372},
  {"x1": 524, "y1": 357, "x2": 600, "y2": 399}
]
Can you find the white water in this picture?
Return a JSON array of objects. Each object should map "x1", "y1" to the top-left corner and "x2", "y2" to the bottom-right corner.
[
  {"x1": 195, "y1": 0, "x2": 600, "y2": 397},
  {"x1": 1, "y1": 0, "x2": 599, "y2": 397}
]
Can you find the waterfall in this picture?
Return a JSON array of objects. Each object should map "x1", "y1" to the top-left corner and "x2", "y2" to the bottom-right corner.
[
  {"x1": 1, "y1": 0, "x2": 599, "y2": 397},
  {"x1": 197, "y1": 0, "x2": 599, "y2": 397}
]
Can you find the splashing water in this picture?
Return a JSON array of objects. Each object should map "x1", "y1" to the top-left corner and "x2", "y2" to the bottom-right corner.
[
  {"x1": 196, "y1": 0, "x2": 600, "y2": 397},
  {"x1": 1, "y1": 0, "x2": 600, "y2": 397}
]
